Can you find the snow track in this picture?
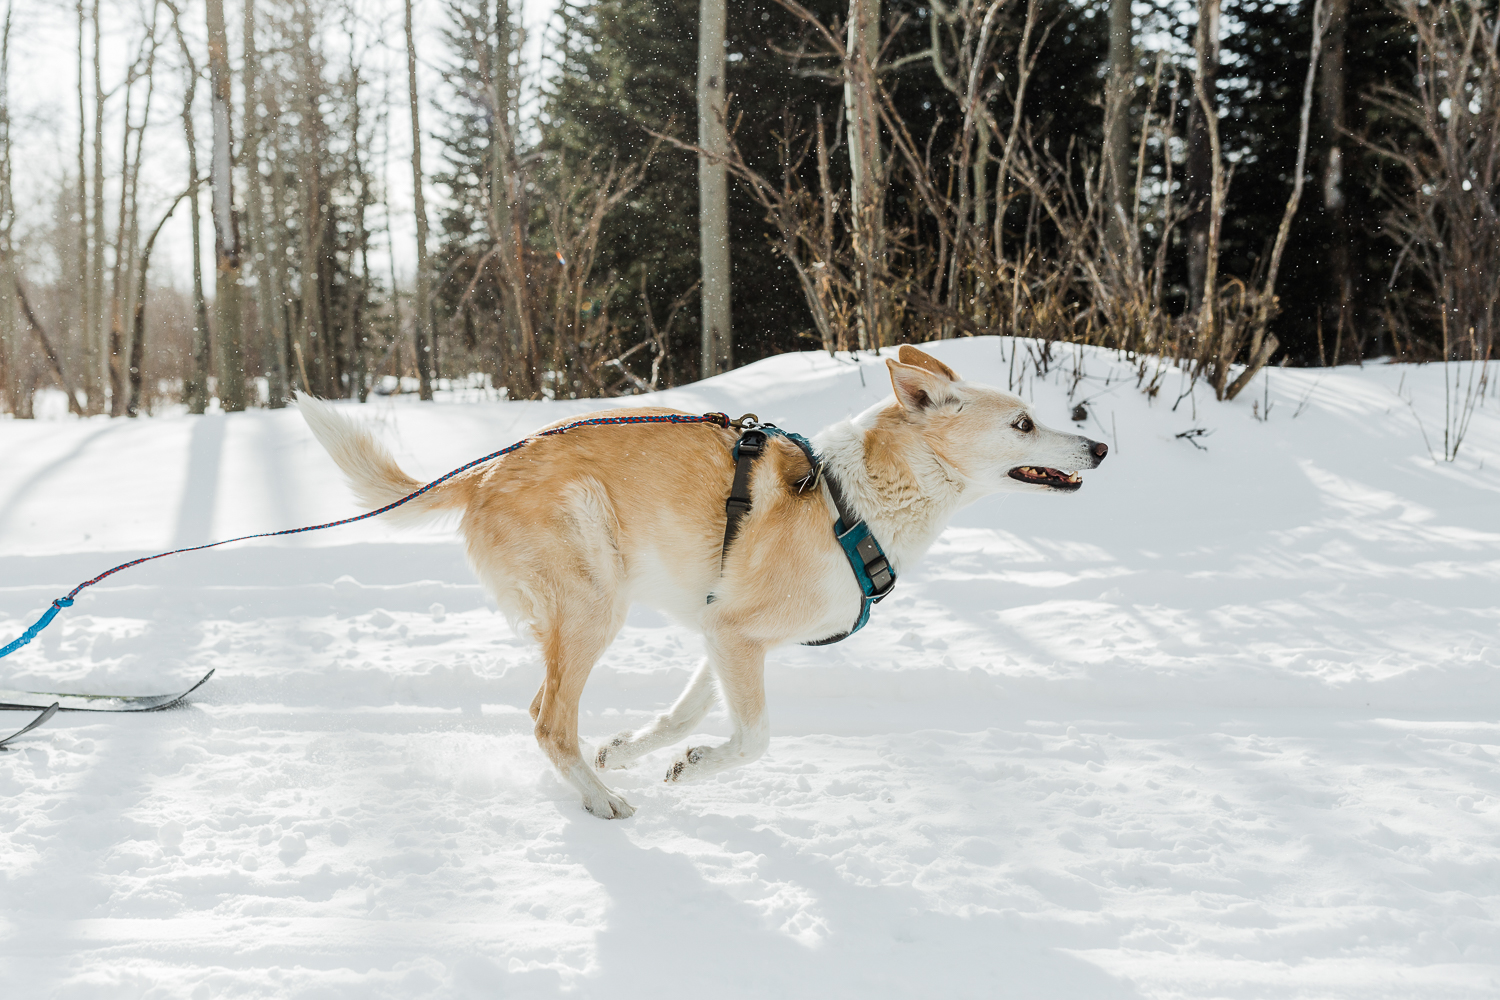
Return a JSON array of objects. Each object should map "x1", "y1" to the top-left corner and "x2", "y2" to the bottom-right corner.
[{"x1": 2, "y1": 339, "x2": 1497, "y2": 998}]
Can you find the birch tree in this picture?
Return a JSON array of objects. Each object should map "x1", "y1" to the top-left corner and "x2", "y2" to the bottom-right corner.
[
  {"x1": 90, "y1": 0, "x2": 106, "y2": 412},
  {"x1": 0, "y1": 0, "x2": 19, "y2": 417},
  {"x1": 844, "y1": 0, "x2": 883, "y2": 350},
  {"x1": 697, "y1": 0, "x2": 731, "y2": 376},
  {"x1": 168, "y1": 1, "x2": 212, "y2": 413},
  {"x1": 406, "y1": 0, "x2": 434, "y2": 400},
  {"x1": 1104, "y1": 0, "x2": 1133, "y2": 255},
  {"x1": 88, "y1": 0, "x2": 108, "y2": 413},
  {"x1": 207, "y1": 0, "x2": 245, "y2": 410},
  {"x1": 77, "y1": 0, "x2": 97, "y2": 413},
  {"x1": 243, "y1": 0, "x2": 288, "y2": 406}
]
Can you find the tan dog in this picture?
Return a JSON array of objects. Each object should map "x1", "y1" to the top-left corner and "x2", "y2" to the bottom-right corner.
[{"x1": 298, "y1": 346, "x2": 1107, "y2": 818}]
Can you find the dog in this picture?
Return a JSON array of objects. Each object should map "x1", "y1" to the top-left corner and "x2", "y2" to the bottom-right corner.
[{"x1": 298, "y1": 345, "x2": 1107, "y2": 818}]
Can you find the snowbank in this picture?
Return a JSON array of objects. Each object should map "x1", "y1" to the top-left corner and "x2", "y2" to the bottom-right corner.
[{"x1": 2, "y1": 340, "x2": 1497, "y2": 998}]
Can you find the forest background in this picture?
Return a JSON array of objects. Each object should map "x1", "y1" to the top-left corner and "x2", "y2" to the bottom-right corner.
[{"x1": 0, "y1": 0, "x2": 1494, "y2": 417}]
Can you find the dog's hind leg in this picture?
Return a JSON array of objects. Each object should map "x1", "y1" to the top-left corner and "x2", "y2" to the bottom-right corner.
[
  {"x1": 594, "y1": 661, "x2": 717, "y2": 770},
  {"x1": 663, "y1": 633, "x2": 769, "y2": 784},
  {"x1": 533, "y1": 596, "x2": 635, "y2": 819}
]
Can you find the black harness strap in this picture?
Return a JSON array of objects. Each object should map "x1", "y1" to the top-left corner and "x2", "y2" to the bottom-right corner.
[{"x1": 720, "y1": 428, "x2": 766, "y2": 570}]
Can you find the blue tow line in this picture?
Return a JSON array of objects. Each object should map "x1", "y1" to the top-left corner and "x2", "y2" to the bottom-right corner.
[{"x1": 0, "y1": 411, "x2": 733, "y2": 662}]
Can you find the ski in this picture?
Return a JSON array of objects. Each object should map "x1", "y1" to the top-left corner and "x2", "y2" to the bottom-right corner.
[
  {"x1": 0, "y1": 703, "x2": 59, "y2": 750},
  {"x1": 0, "y1": 669, "x2": 215, "y2": 713}
]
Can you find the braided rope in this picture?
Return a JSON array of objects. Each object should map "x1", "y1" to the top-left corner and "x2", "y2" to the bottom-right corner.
[{"x1": 0, "y1": 411, "x2": 731, "y2": 662}]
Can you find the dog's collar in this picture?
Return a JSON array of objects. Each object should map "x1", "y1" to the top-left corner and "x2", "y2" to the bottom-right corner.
[{"x1": 711, "y1": 419, "x2": 896, "y2": 645}]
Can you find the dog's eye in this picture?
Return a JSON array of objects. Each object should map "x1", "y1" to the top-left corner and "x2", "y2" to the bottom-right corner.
[{"x1": 1013, "y1": 415, "x2": 1034, "y2": 433}]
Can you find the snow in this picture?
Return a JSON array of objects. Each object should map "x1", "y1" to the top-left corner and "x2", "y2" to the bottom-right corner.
[{"x1": 2, "y1": 338, "x2": 1498, "y2": 999}]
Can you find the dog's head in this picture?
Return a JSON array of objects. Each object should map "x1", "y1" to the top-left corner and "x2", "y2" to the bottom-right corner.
[{"x1": 881, "y1": 345, "x2": 1108, "y2": 495}]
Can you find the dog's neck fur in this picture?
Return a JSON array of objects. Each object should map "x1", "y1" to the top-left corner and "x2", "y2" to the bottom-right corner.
[{"x1": 814, "y1": 401, "x2": 974, "y2": 573}]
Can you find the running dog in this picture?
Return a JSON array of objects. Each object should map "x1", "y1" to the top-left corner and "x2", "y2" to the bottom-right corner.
[{"x1": 297, "y1": 346, "x2": 1107, "y2": 818}]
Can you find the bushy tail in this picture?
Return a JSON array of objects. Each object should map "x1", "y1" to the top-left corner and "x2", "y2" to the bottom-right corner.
[{"x1": 296, "y1": 392, "x2": 472, "y2": 525}]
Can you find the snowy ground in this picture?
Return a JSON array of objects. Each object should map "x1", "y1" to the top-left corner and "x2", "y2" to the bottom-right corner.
[{"x1": 2, "y1": 338, "x2": 1497, "y2": 999}]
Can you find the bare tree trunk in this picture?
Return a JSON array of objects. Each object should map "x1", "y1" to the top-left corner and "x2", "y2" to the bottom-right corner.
[
  {"x1": 382, "y1": 112, "x2": 406, "y2": 392},
  {"x1": 15, "y1": 278, "x2": 86, "y2": 416},
  {"x1": 90, "y1": 0, "x2": 106, "y2": 413},
  {"x1": 77, "y1": 0, "x2": 96, "y2": 414},
  {"x1": 128, "y1": 190, "x2": 188, "y2": 416},
  {"x1": 1184, "y1": 0, "x2": 1220, "y2": 313},
  {"x1": 1221, "y1": 0, "x2": 1326, "y2": 400},
  {"x1": 106, "y1": 50, "x2": 141, "y2": 418},
  {"x1": 353, "y1": 189, "x2": 370, "y2": 403},
  {"x1": 207, "y1": 0, "x2": 245, "y2": 410},
  {"x1": 406, "y1": 0, "x2": 433, "y2": 400},
  {"x1": 169, "y1": 3, "x2": 212, "y2": 413},
  {"x1": 297, "y1": 114, "x2": 326, "y2": 396},
  {"x1": 268, "y1": 94, "x2": 294, "y2": 393},
  {"x1": 1104, "y1": 0, "x2": 1133, "y2": 255},
  {"x1": 0, "y1": 1, "x2": 18, "y2": 418},
  {"x1": 845, "y1": 0, "x2": 883, "y2": 350},
  {"x1": 1190, "y1": 0, "x2": 1229, "y2": 389},
  {"x1": 1318, "y1": 0, "x2": 1351, "y2": 361},
  {"x1": 698, "y1": 0, "x2": 732, "y2": 376},
  {"x1": 489, "y1": 0, "x2": 534, "y2": 396},
  {"x1": 115, "y1": 15, "x2": 156, "y2": 417},
  {"x1": 346, "y1": 30, "x2": 368, "y2": 401},
  {"x1": 294, "y1": 8, "x2": 329, "y2": 398},
  {"x1": 243, "y1": 0, "x2": 286, "y2": 407}
]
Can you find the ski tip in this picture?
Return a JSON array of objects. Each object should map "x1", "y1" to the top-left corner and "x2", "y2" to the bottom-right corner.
[
  {"x1": 150, "y1": 669, "x2": 217, "y2": 712},
  {"x1": 0, "y1": 701, "x2": 60, "y2": 750}
]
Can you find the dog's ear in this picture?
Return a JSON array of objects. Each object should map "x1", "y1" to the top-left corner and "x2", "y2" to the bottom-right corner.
[
  {"x1": 887, "y1": 359, "x2": 958, "y2": 414},
  {"x1": 897, "y1": 345, "x2": 960, "y2": 382}
]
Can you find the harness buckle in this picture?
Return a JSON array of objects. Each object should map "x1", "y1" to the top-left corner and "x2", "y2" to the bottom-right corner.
[
  {"x1": 854, "y1": 533, "x2": 896, "y2": 598},
  {"x1": 734, "y1": 430, "x2": 766, "y2": 459}
]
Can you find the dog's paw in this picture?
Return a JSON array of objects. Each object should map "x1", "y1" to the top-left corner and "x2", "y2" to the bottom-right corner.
[
  {"x1": 581, "y1": 789, "x2": 636, "y2": 820},
  {"x1": 664, "y1": 746, "x2": 709, "y2": 783},
  {"x1": 594, "y1": 733, "x2": 634, "y2": 771}
]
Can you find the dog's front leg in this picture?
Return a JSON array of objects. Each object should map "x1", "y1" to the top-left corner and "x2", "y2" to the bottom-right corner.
[
  {"x1": 595, "y1": 660, "x2": 717, "y2": 770},
  {"x1": 664, "y1": 634, "x2": 769, "y2": 784}
]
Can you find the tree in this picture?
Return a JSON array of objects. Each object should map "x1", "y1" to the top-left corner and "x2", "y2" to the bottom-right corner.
[
  {"x1": 698, "y1": 0, "x2": 731, "y2": 376},
  {"x1": 406, "y1": 0, "x2": 434, "y2": 399},
  {"x1": 243, "y1": 0, "x2": 288, "y2": 407},
  {"x1": 167, "y1": 0, "x2": 212, "y2": 414},
  {"x1": 0, "y1": 0, "x2": 19, "y2": 418},
  {"x1": 77, "y1": 0, "x2": 95, "y2": 413},
  {"x1": 844, "y1": 0, "x2": 883, "y2": 349},
  {"x1": 106, "y1": 11, "x2": 160, "y2": 418},
  {"x1": 207, "y1": 0, "x2": 245, "y2": 410},
  {"x1": 90, "y1": 0, "x2": 105, "y2": 412},
  {"x1": 1104, "y1": 0, "x2": 1133, "y2": 255},
  {"x1": 1184, "y1": 0, "x2": 1221, "y2": 315}
]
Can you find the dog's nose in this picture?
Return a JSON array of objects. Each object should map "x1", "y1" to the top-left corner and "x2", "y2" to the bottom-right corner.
[{"x1": 1092, "y1": 441, "x2": 1109, "y2": 461}]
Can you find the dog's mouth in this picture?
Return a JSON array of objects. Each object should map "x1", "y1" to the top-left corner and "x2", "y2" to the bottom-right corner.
[{"x1": 1008, "y1": 466, "x2": 1083, "y2": 491}]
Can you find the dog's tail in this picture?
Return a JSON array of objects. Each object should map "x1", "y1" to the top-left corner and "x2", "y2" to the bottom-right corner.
[{"x1": 296, "y1": 392, "x2": 475, "y2": 525}]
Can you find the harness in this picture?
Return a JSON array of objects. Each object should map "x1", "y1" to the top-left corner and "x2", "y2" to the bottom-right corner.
[{"x1": 712, "y1": 414, "x2": 896, "y2": 645}]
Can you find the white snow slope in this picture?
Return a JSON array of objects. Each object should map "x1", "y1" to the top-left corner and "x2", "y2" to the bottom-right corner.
[{"x1": 2, "y1": 338, "x2": 1498, "y2": 1000}]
